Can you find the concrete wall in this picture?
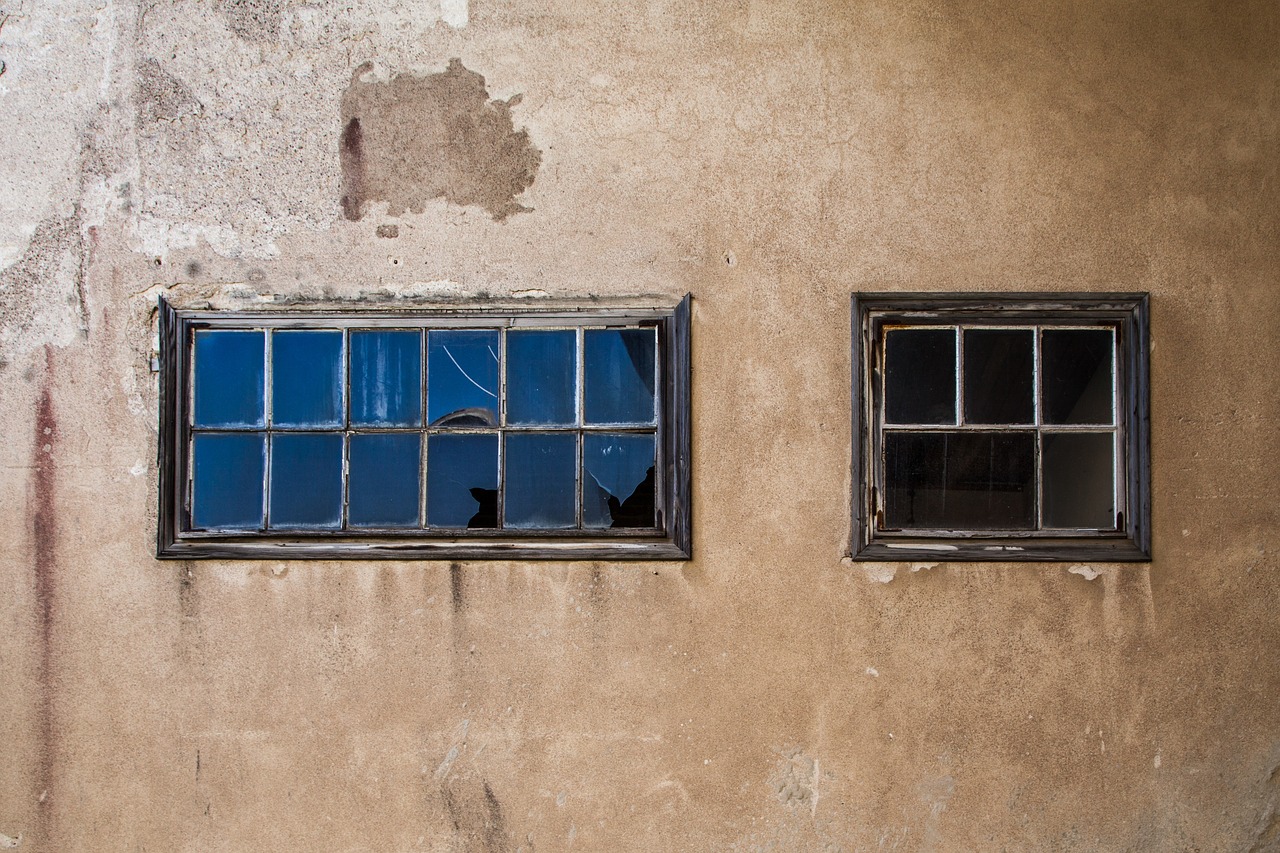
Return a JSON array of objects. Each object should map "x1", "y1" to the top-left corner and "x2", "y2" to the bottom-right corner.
[{"x1": 1, "y1": 0, "x2": 1277, "y2": 849}]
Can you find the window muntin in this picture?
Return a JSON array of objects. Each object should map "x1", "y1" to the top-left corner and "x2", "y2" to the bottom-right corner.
[
  {"x1": 159, "y1": 298, "x2": 691, "y2": 560},
  {"x1": 852, "y1": 293, "x2": 1150, "y2": 562}
]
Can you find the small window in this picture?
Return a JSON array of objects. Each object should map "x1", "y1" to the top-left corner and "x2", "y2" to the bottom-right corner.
[
  {"x1": 851, "y1": 293, "x2": 1150, "y2": 561},
  {"x1": 158, "y1": 296, "x2": 691, "y2": 560}
]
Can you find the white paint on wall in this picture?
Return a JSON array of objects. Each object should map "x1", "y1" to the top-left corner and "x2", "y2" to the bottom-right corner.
[{"x1": 440, "y1": 0, "x2": 468, "y2": 28}]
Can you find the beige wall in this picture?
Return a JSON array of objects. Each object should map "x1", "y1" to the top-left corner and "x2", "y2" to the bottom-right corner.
[{"x1": 1, "y1": 1, "x2": 1277, "y2": 850}]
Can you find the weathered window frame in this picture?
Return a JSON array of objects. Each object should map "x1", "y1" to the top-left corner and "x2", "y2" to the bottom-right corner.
[
  {"x1": 851, "y1": 292, "x2": 1150, "y2": 562},
  {"x1": 157, "y1": 295, "x2": 692, "y2": 561}
]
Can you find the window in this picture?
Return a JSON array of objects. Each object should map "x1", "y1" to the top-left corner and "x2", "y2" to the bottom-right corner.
[
  {"x1": 157, "y1": 296, "x2": 691, "y2": 560},
  {"x1": 851, "y1": 293, "x2": 1150, "y2": 561}
]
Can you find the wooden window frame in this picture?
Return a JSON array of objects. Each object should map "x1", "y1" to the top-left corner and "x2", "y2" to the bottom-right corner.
[
  {"x1": 851, "y1": 292, "x2": 1151, "y2": 562},
  {"x1": 157, "y1": 295, "x2": 692, "y2": 561}
]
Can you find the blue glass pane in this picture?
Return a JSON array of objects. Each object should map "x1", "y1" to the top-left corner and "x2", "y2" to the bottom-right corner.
[
  {"x1": 584, "y1": 329, "x2": 656, "y2": 425},
  {"x1": 504, "y1": 433, "x2": 577, "y2": 529},
  {"x1": 348, "y1": 434, "x2": 421, "y2": 528},
  {"x1": 192, "y1": 433, "x2": 264, "y2": 529},
  {"x1": 272, "y1": 330, "x2": 343, "y2": 427},
  {"x1": 583, "y1": 433, "x2": 656, "y2": 529},
  {"x1": 268, "y1": 433, "x2": 343, "y2": 528},
  {"x1": 506, "y1": 330, "x2": 576, "y2": 425},
  {"x1": 193, "y1": 330, "x2": 265, "y2": 427},
  {"x1": 428, "y1": 330, "x2": 499, "y2": 426},
  {"x1": 351, "y1": 330, "x2": 422, "y2": 427},
  {"x1": 426, "y1": 434, "x2": 498, "y2": 528}
]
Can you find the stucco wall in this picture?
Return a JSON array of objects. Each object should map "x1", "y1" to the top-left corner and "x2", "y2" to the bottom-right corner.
[{"x1": 1, "y1": 1, "x2": 1277, "y2": 850}]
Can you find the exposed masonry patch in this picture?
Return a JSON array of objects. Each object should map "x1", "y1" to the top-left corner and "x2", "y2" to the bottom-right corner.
[
  {"x1": 771, "y1": 747, "x2": 820, "y2": 815},
  {"x1": 216, "y1": 0, "x2": 283, "y2": 42},
  {"x1": 339, "y1": 59, "x2": 541, "y2": 222},
  {"x1": 137, "y1": 59, "x2": 203, "y2": 124},
  {"x1": 0, "y1": 213, "x2": 87, "y2": 359}
]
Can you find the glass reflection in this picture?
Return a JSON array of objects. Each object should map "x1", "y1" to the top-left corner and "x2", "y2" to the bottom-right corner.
[
  {"x1": 584, "y1": 329, "x2": 656, "y2": 425},
  {"x1": 192, "y1": 433, "x2": 264, "y2": 529},
  {"x1": 351, "y1": 330, "x2": 422, "y2": 427},
  {"x1": 348, "y1": 433, "x2": 421, "y2": 528},
  {"x1": 506, "y1": 330, "x2": 576, "y2": 425},
  {"x1": 272, "y1": 330, "x2": 343, "y2": 428},
  {"x1": 428, "y1": 330, "x2": 499, "y2": 426},
  {"x1": 426, "y1": 434, "x2": 498, "y2": 528},
  {"x1": 962, "y1": 329, "x2": 1033, "y2": 424},
  {"x1": 583, "y1": 433, "x2": 655, "y2": 528},
  {"x1": 884, "y1": 329, "x2": 956, "y2": 425},
  {"x1": 504, "y1": 433, "x2": 577, "y2": 528},
  {"x1": 193, "y1": 330, "x2": 265, "y2": 428},
  {"x1": 268, "y1": 433, "x2": 343, "y2": 528},
  {"x1": 1041, "y1": 329, "x2": 1113, "y2": 425}
]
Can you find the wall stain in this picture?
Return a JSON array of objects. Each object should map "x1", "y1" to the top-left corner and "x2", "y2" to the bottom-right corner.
[
  {"x1": 450, "y1": 561, "x2": 464, "y2": 612},
  {"x1": 216, "y1": 0, "x2": 282, "y2": 42},
  {"x1": 137, "y1": 58, "x2": 203, "y2": 124},
  {"x1": 0, "y1": 213, "x2": 87, "y2": 358},
  {"x1": 440, "y1": 776, "x2": 510, "y2": 853},
  {"x1": 31, "y1": 345, "x2": 58, "y2": 848},
  {"x1": 339, "y1": 59, "x2": 541, "y2": 222}
]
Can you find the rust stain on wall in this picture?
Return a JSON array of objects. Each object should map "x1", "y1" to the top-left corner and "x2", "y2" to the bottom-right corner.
[{"x1": 339, "y1": 59, "x2": 541, "y2": 222}]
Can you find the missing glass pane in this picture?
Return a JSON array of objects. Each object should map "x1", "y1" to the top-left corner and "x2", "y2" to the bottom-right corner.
[
  {"x1": 426, "y1": 434, "x2": 498, "y2": 529},
  {"x1": 583, "y1": 433, "x2": 655, "y2": 528}
]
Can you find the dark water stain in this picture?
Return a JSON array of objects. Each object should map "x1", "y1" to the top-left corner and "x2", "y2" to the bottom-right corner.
[
  {"x1": 450, "y1": 561, "x2": 464, "y2": 612},
  {"x1": 339, "y1": 59, "x2": 541, "y2": 222},
  {"x1": 31, "y1": 345, "x2": 58, "y2": 844},
  {"x1": 439, "y1": 777, "x2": 510, "y2": 852}
]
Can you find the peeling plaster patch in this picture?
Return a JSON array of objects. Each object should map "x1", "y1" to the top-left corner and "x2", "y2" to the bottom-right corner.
[
  {"x1": 0, "y1": 213, "x2": 86, "y2": 358},
  {"x1": 440, "y1": 0, "x2": 468, "y2": 28},
  {"x1": 339, "y1": 59, "x2": 541, "y2": 222},
  {"x1": 865, "y1": 667, "x2": 879, "y2": 677},
  {"x1": 863, "y1": 564, "x2": 897, "y2": 583},
  {"x1": 910, "y1": 562, "x2": 939, "y2": 573},
  {"x1": 0, "y1": 832, "x2": 21, "y2": 848},
  {"x1": 137, "y1": 59, "x2": 203, "y2": 124},
  {"x1": 216, "y1": 0, "x2": 283, "y2": 43},
  {"x1": 129, "y1": 460, "x2": 147, "y2": 477},
  {"x1": 1069, "y1": 564, "x2": 1103, "y2": 581},
  {"x1": 770, "y1": 748, "x2": 819, "y2": 815},
  {"x1": 512, "y1": 289, "x2": 549, "y2": 298}
]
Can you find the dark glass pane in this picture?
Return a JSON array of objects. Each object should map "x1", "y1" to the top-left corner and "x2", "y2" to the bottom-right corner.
[
  {"x1": 504, "y1": 433, "x2": 577, "y2": 529},
  {"x1": 192, "y1": 432, "x2": 264, "y2": 529},
  {"x1": 963, "y1": 329, "x2": 1033, "y2": 424},
  {"x1": 428, "y1": 330, "x2": 499, "y2": 426},
  {"x1": 426, "y1": 434, "x2": 498, "y2": 528},
  {"x1": 584, "y1": 329, "x2": 656, "y2": 425},
  {"x1": 583, "y1": 433, "x2": 655, "y2": 529},
  {"x1": 506, "y1": 330, "x2": 576, "y2": 425},
  {"x1": 351, "y1": 330, "x2": 422, "y2": 427},
  {"x1": 272, "y1": 330, "x2": 343, "y2": 428},
  {"x1": 193, "y1": 330, "x2": 265, "y2": 427},
  {"x1": 268, "y1": 433, "x2": 343, "y2": 528},
  {"x1": 884, "y1": 329, "x2": 955, "y2": 425},
  {"x1": 884, "y1": 432, "x2": 1035, "y2": 529},
  {"x1": 1042, "y1": 432, "x2": 1115, "y2": 529},
  {"x1": 1042, "y1": 329, "x2": 1113, "y2": 424},
  {"x1": 348, "y1": 433, "x2": 421, "y2": 528}
]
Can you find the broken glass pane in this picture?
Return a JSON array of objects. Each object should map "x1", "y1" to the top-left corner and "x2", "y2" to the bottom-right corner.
[
  {"x1": 1042, "y1": 329, "x2": 1113, "y2": 424},
  {"x1": 428, "y1": 330, "x2": 499, "y2": 426},
  {"x1": 272, "y1": 330, "x2": 344, "y2": 428},
  {"x1": 884, "y1": 431, "x2": 1035, "y2": 529},
  {"x1": 1042, "y1": 432, "x2": 1115, "y2": 529},
  {"x1": 963, "y1": 329, "x2": 1033, "y2": 424},
  {"x1": 584, "y1": 329, "x2": 656, "y2": 425},
  {"x1": 268, "y1": 433, "x2": 343, "y2": 529},
  {"x1": 426, "y1": 434, "x2": 498, "y2": 528},
  {"x1": 506, "y1": 329, "x2": 576, "y2": 425},
  {"x1": 884, "y1": 329, "x2": 955, "y2": 425},
  {"x1": 348, "y1": 433, "x2": 421, "y2": 528},
  {"x1": 504, "y1": 433, "x2": 577, "y2": 528},
  {"x1": 351, "y1": 330, "x2": 423, "y2": 427},
  {"x1": 193, "y1": 330, "x2": 265, "y2": 428},
  {"x1": 583, "y1": 433, "x2": 655, "y2": 528},
  {"x1": 192, "y1": 433, "x2": 264, "y2": 529}
]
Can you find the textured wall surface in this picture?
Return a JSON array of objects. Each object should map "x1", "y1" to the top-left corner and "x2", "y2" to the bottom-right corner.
[{"x1": 1, "y1": 1, "x2": 1277, "y2": 850}]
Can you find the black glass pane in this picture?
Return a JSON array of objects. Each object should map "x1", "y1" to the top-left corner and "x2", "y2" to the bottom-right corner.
[
  {"x1": 506, "y1": 330, "x2": 576, "y2": 425},
  {"x1": 351, "y1": 330, "x2": 422, "y2": 427},
  {"x1": 268, "y1": 433, "x2": 343, "y2": 528},
  {"x1": 884, "y1": 432, "x2": 1035, "y2": 529},
  {"x1": 884, "y1": 329, "x2": 955, "y2": 425},
  {"x1": 193, "y1": 330, "x2": 265, "y2": 428},
  {"x1": 272, "y1": 330, "x2": 343, "y2": 428},
  {"x1": 192, "y1": 433, "x2": 264, "y2": 529},
  {"x1": 1042, "y1": 329, "x2": 1113, "y2": 425},
  {"x1": 583, "y1": 433, "x2": 655, "y2": 529},
  {"x1": 348, "y1": 433, "x2": 421, "y2": 528},
  {"x1": 428, "y1": 330, "x2": 499, "y2": 426},
  {"x1": 963, "y1": 329, "x2": 1033, "y2": 424},
  {"x1": 426, "y1": 434, "x2": 498, "y2": 528},
  {"x1": 1042, "y1": 432, "x2": 1115, "y2": 529},
  {"x1": 584, "y1": 329, "x2": 656, "y2": 425},
  {"x1": 504, "y1": 433, "x2": 577, "y2": 529}
]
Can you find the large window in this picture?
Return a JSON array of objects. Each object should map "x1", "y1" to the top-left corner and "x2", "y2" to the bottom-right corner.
[
  {"x1": 157, "y1": 297, "x2": 691, "y2": 560},
  {"x1": 851, "y1": 293, "x2": 1150, "y2": 561}
]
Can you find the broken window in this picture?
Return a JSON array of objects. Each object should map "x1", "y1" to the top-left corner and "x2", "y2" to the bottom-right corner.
[
  {"x1": 158, "y1": 297, "x2": 691, "y2": 560},
  {"x1": 852, "y1": 293, "x2": 1150, "y2": 561}
]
